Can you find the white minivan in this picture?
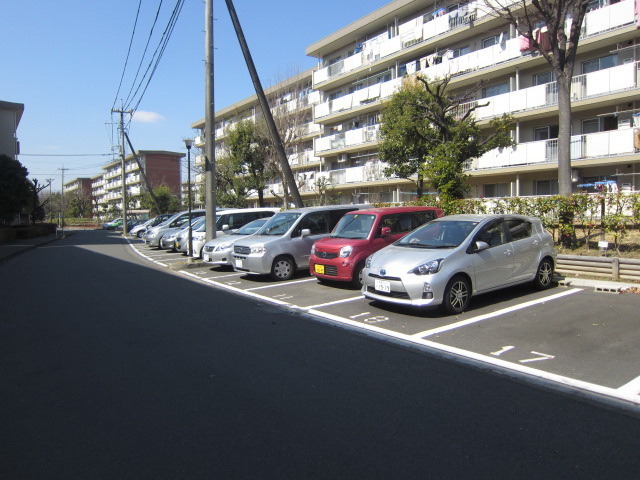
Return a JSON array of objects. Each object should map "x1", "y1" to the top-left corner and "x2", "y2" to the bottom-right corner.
[{"x1": 231, "y1": 205, "x2": 365, "y2": 281}]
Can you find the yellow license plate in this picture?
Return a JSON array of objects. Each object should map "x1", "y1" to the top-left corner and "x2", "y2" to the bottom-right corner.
[{"x1": 314, "y1": 264, "x2": 325, "y2": 274}]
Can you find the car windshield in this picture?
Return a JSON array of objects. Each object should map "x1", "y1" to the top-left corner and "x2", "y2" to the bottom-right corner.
[
  {"x1": 330, "y1": 214, "x2": 375, "y2": 239},
  {"x1": 396, "y1": 220, "x2": 478, "y2": 248},
  {"x1": 234, "y1": 218, "x2": 269, "y2": 235},
  {"x1": 255, "y1": 212, "x2": 301, "y2": 236},
  {"x1": 193, "y1": 217, "x2": 206, "y2": 231}
]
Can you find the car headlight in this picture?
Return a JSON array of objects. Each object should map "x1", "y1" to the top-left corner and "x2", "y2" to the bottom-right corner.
[
  {"x1": 409, "y1": 258, "x2": 444, "y2": 275},
  {"x1": 339, "y1": 245, "x2": 353, "y2": 258},
  {"x1": 215, "y1": 242, "x2": 233, "y2": 251},
  {"x1": 250, "y1": 245, "x2": 267, "y2": 254},
  {"x1": 365, "y1": 255, "x2": 373, "y2": 268},
  {"x1": 311, "y1": 244, "x2": 316, "y2": 255}
]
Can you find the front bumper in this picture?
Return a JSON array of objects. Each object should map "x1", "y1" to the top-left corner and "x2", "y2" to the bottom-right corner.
[
  {"x1": 309, "y1": 256, "x2": 355, "y2": 283},
  {"x1": 203, "y1": 247, "x2": 233, "y2": 266},
  {"x1": 361, "y1": 269, "x2": 445, "y2": 308},
  {"x1": 231, "y1": 253, "x2": 272, "y2": 275}
]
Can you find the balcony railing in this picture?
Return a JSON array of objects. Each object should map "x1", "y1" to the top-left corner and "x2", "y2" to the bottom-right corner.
[
  {"x1": 472, "y1": 128, "x2": 636, "y2": 170},
  {"x1": 454, "y1": 61, "x2": 639, "y2": 121},
  {"x1": 315, "y1": 125, "x2": 381, "y2": 153},
  {"x1": 313, "y1": 0, "x2": 633, "y2": 87}
]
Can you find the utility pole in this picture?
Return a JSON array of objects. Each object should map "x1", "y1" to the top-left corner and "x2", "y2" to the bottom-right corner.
[
  {"x1": 46, "y1": 178, "x2": 54, "y2": 222},
  {"x1": 59, "y1": 168, "x2": 69, "y2": 237},
  {"x1": 204, "y1": 0, "x2": 217, "y2": 242},
  {"x1": 112, "y1": 104, "x2": 132, "y2": 235}
]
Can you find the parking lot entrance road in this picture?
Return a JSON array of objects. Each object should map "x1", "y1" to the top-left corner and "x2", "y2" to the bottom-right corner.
[{"x1": 126, "y1": 233, "x2": 640, "y2": 408}]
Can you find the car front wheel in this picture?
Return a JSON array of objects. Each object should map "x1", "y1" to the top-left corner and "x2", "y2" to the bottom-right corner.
[
  {"x1": 441, "y1": 275, "x2": 471, "y2": 315},
  {"x1": 533, "y1": 257, "x2": 554, "y2": 290},
  {"x1": 271, "y1": 256, "x2": 295, "y2": 281}
]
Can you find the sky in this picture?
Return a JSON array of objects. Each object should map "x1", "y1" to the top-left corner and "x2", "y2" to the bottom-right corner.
[{"x1": 1, "y1": 0, "x2": 391, "y2": 192}]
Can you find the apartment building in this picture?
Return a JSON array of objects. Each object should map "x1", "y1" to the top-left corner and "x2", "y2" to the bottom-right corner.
[
  {"x1": 0, "y1": 100, "x2": 24, "y2": 160},
  {"x1": 192, "y1": 0, "x2": 639, "y2": 206},
  {"x1": 306, "y1": 0, "x2": 640, "y2": 200},
  {"x1": 191, "y1": 69, "x2": 323, "y2": 207},
  {"x1": 63, "y1": 177, "x2": 93, "y2": 198},
  {"x1": 91, "y1": 150, "x2": 183, "y2": 213}
]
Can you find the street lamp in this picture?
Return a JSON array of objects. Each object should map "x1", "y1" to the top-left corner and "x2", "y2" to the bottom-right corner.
[{"x1": 183, "y1": 138, "x2": 194, "y2": 259}]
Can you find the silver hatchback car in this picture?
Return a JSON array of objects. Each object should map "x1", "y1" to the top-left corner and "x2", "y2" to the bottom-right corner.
[{"x1": 362, "y1": 214, "x2": 556, "y2": 314}]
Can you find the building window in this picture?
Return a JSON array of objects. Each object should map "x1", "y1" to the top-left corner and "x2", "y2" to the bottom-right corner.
[
  {"x1": 483, "y1": 183, "x2": 510, "y2": 197},
  {"x1": 533, "y1": 71, "x2": 555, "y2": 86},
  {"x1": 535, "y1": 180, "x2": 559, "y2": 195},
  {"x1": 452, "y1": 46, "x2": 470, "y2": 58},
  {"x1": 582, "y1": 116, "x2": 617, "y2": 134},
  {"x1": 482, "y1": 35, "x2": 500, "y2": 48},
  {"x1": 482, "y1": 83, "x2": 509, "y2": 98},
  {"x1": 581, "y1": 54, "x2": 618, "y2": 74},
  {"x1": 534, "y1": 125, "x2": 559, "y2": 140}
]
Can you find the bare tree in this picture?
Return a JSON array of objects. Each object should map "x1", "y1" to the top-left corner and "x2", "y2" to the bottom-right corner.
[
  {"x1": 255, "y1": 69, "x2": 314, "y2": 207},
  {"x1": 482, "y1": 0, "x2": 591, "y2": 195}
]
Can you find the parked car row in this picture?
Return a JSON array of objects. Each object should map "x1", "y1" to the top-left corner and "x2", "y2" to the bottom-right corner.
[{"x1": 136, "y1": 205, "x2": 557, "y2": 314}]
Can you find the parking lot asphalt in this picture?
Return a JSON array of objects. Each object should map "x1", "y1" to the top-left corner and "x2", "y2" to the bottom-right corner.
[
  {"x1": 5, "y1": 230, "x2": 640, "y2": 408},
  {"x1": 121, "y1": 233, "x2": 640, "y2": 409}
]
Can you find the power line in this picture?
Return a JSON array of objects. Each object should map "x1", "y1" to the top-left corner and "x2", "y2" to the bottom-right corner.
[
  {"x1": 19, "y1": 153, "x2": 112, "y2": 157},
  {"x1": 123, "y1": 0, "x2": 165, "y2": 109},
  {"x1": 112, "y1": 0, "x2": 143, "y2": 111},
  {"x1": 125, "y1": 0, "x2": 186, "y2": 114}
]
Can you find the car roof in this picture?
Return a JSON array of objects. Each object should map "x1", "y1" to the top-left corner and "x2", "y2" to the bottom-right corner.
[
  {"x1": 217, "y1": 207, "x2": 280, "y2": 215},
  {"x1": 437, "y1": 214, "x2": 538, "y2": 222},
  {"x1": 275, "y1": 204, "x2": 371, "y2": 214},
  {"x1": 342, "y1": 206, "x2": 442, "y2": 215}
]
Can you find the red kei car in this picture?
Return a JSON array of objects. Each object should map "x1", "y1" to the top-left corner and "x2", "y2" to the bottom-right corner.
[{"x1": 309, "y1": 206, "x2": 444, "y2": 288}]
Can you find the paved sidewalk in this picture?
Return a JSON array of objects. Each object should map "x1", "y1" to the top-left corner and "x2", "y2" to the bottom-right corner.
[{"x1": 0, "y1": 231, "x2": 69, "y2": 264}]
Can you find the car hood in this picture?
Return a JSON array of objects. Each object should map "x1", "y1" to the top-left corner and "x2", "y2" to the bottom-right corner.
[
  {"x1": 203, "y1": 234, "x2": 243, "y2": 248},
  {"x1": 234, "y1": 235, "x2": 282, "y2": 248},
  {"x1": 368, "y1": 244, "x2": 457, "y2": 275},
  {"x1": 314, "y1": 237, "x2": 370, "y2": 252}
]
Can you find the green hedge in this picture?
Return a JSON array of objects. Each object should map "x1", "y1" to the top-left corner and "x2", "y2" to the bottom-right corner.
[{"x1": 383, "y1": 192, "x2": 640, "y2": 253}]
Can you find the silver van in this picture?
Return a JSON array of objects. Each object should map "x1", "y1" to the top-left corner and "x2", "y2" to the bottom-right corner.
[{"x1": 231, "y1": 205, "x2": 365, "y2": 280}]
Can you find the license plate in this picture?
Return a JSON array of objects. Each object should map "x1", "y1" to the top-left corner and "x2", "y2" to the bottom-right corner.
[
  {"x1": 375, "y1": 279, "x2": 391, "y2": 293},
  {"x1": 235, "y1": 259, "x2": 243, "y2": 268},
  {"x1": 314, "y1": 264, "x2": 325, "y2": 274}
]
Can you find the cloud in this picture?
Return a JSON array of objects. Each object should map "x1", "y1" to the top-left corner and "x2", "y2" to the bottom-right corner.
[{"x1": 132, "y1": 111, "x2": 165, "y2": 123}]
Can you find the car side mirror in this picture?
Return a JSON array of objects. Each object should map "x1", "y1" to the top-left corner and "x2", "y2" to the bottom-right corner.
[
  {"x1": 380, "y1": 227, "x2": 392, "y2": 237},
  {"x1": 474, "y1": 240, "x2": 490, "y2": 252},
  {"x1": 301, "y1": 228, "x2": 311, "y2": 237},
  {"x1": 222, "y1": 224, "x2": 230, "y2": 231}
]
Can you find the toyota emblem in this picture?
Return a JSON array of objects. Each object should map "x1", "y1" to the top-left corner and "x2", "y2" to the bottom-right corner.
[{"x1": 380, "y1": 268, "x2": 386, "y2": 276}]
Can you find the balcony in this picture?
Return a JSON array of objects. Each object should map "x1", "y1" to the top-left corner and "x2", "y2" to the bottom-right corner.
[
  {"x1": 455, "y1": 61, "x2": 639, "y2": 121},
  {"x1": 313, "y1": 0, "x2": 633, "y2": 88},
  {"x1": 472, "y1": 128, "x2": 636, "y2": 170},
  {"x1": 313, "y1": 0, "x2": 483, "y2": 86},
  {"x1": 313, "y1": 0, "x2": 634, "y2": 123},
  {"x1": 315, "y1": 125, "x2": 381, "y2": 154}
]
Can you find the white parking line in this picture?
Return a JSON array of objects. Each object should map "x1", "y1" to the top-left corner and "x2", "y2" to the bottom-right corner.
[
  {"x1": 299, "y1": 296, "x2": 364, "y2": 310},
  {"x1": 127, "y1": 237, "x2": 640, "y2": 407},
  {"x1": 618, "y1": 375, "x2": 640, "y2": 396},
  {"x1": 245, "y1": 277, "x2": 317, "y2": 291},
  {"x1": 411, "y1": 288, "x2": 583, "y2": 338}
]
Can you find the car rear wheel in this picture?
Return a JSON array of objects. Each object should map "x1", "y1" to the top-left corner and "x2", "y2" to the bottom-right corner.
[
  {"x1": 271, "y1": 256, "x2": 295, "y2": 281},
  {"x1": 441, "y1": 275, "x2": 471, "y2": 315},
  {"x1": 533, "y1": 257, "x2": 554, "y2": 290},
  {"x1": 137, "y1": 230, "x2": 144, "y2": 238}
]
